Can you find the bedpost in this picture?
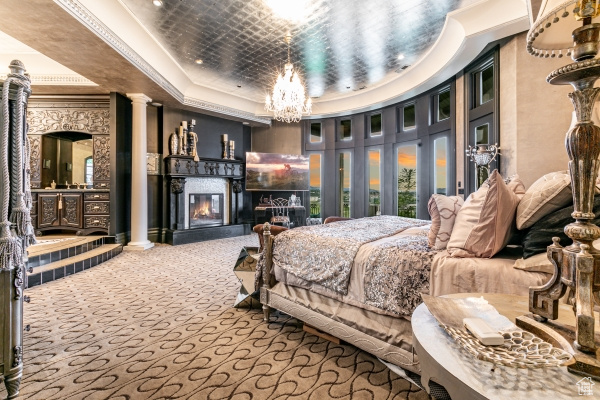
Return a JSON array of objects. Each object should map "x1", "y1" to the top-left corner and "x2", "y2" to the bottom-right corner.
[{"x1": 260, "y1": 222, "x2": 272, "y2": 322}]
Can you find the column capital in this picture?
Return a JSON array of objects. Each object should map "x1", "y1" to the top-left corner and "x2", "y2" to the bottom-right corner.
[{"x1": 126, "y1": 93, "x2": 152, "y2": 104}]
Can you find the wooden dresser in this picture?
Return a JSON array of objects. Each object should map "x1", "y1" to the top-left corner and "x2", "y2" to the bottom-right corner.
[{"x1": 31, "y1": 189, "x2": 110, "y2": 236}]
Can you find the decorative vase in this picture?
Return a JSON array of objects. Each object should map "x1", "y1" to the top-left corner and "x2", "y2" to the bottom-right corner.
[{"x1": 169, "y1": 130, "x2": 179, "y2": 155}]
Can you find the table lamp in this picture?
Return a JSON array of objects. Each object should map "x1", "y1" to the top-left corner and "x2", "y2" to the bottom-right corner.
[{"x1": 525, "y1": 0, "x2": 600, "y2": 378}]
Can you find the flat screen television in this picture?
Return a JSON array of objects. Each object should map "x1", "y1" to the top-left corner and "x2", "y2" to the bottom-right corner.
[{"x1": 245, "y1": 152, "x2": 309, "y2": 191}]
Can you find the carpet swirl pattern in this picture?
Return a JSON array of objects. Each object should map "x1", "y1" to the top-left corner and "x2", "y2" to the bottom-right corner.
[{"x1": 3, "y1": 235, "x2": 428, "y2": 399}]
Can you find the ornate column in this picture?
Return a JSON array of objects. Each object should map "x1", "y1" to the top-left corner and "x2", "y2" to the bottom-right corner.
[{"x1": 124, "y1": 93, "x2": 154, "y2": 251}]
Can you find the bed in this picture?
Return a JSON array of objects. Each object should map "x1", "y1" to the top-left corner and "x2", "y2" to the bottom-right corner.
[{"x1": 255, "y1": 216, "x2": 551, "y2": 374}]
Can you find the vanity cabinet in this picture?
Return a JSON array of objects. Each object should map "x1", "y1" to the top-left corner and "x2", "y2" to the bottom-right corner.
[
  {"x1": 37, "y1": 193, "x2": 82, "y2": 229},
  {"x1": 32, "y1": 190, "x2": 109, "y2": 236}
]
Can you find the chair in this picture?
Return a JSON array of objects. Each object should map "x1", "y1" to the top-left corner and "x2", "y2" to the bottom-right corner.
[
  {"x1": 270, "y1": 198, "x2": 290, "y2": 228},
  {"x1": 323, "y1": 216, "x2": 353, "y2": 224}
]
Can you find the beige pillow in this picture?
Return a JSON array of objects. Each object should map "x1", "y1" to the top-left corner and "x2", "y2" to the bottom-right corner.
[
  {"x1": 516, "y1": 171, "x2": 571, "y2": 230},
  {"x1": 513, "y1": 253, "x2": 554, "y2": 274},
  {"x1": 514, "y1": 238, "x2": 600, "y2": 274},
  {"x1": 506, "y1": 174, "x2": 526, "y2": 198},
  {"x1": 427, "y1": 194, "x2": 464, "y2": 249},
  {"x1": 447, "y1": 170, "x2": 521, "y2": 258}
]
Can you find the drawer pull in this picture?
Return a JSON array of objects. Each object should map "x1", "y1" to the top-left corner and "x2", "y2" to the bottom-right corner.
[
  {"x1": 99, "y1": 183, "x2": 107, "y2": 187},
  {"x1": 93, "y1": 206, "x2": 100, "y2": 210},
  {"x1": 93, "y1": 220, "x2": 100, "y2": 224},
  {"x1": 93, "y1": 195, "x2": 100, "y2": 198}
]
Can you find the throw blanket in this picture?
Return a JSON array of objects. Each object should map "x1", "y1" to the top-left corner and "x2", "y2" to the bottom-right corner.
[
  {"x1": 271, "y1": 216, "x2": 430, "y2": 295},
  {"x1": 363, "y1": 230, "x2": 438, "y2": 316}
]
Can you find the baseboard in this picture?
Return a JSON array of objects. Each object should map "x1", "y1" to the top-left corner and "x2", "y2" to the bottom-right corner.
[{"x1": 147, "y1": 228, "x2": 161, "y2": 243}]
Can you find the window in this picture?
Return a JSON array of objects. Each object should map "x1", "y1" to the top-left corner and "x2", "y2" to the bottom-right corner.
[
  {"x1": 339, "y1": 119, "x2": 352, "y2": 140},
  {"x1": 403, "y1": 104, "x2": 416, "y2": 130},
  {"x1": 474, "y1": 62, "x2": 494, "y2": 107},
  {"x1": 339, "y1": 152, "x2": 351, "y2": 217},
  {"x1": 434, "y1": 137, "x2": 448, "y2": 195},
  {"x1": 369, "y1": 113, "x2": 382, "y2": 137},
  {"x1": 309, "y1": 154, "x2": 321, "y2": 217},
  {"x1": 367, "y1": 149, "x2": 381, "y2": 216},
  {"x1": 85, "y1": 156, "x2": 93, "y2": 185},
  {"x1": 475, "y1": 123, "x2": 489, "y2": 144},
  {"x1": 466, "y1": 50, "x2": 498, "y2": 195},
  {"x1": 397, "y1": 145, "x2": 417, "y2": 218},
  {"x1": 437, "y1": 89, "x2": 451, "y2": 122},
  {"x1": 310, "y1": 122, "x2": 322, "y2": 143}
]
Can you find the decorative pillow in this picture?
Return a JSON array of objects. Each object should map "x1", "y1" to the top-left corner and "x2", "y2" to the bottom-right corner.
[
  {"x1": 447, "y1": 170, "x2": 521, "y2": 258},
  {"x1": 513, "y1": 253, "x2": 554, "y2": 274},
  {"x1": 427, "y1": 194, "x2": 464, "y2": 249},
  {"x1": 506, "y1": 174, "x2": 526, "y2": 198},
  {"x1": 516, "y1": 171, "x2": 571, "y2": 230},
  {"x1": 522, "y1": 195, "x2": 600, "y2": 258}
]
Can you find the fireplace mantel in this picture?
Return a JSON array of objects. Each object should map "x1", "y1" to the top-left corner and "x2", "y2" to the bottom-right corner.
[
  {"x1": 164, "y1": 155, "x2": 243, "y2": 178},
  {"x1": 164, "y1": 155, "x2": 248, "y2": 245}
]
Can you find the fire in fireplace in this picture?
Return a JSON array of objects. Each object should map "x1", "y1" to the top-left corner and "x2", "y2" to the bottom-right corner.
[{"x1": 189, "y1": 193, "x2": 224, "y2": 228}]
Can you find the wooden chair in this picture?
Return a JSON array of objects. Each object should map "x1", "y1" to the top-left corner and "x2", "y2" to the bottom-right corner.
[
  {"x1": 323, "y1": 216, "x2": 353, "y2": 224},
  {"x1": 270, "y1": 198, "x2": 291, "y2": 228}
]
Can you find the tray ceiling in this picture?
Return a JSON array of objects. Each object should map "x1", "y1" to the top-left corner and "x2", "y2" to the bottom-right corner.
[
  {"x1": 0, "y1": 0, "x2": 530, "y2": 121},
  {"x1": 121, "y1": 0, "x2": 466, "y2": 102}
]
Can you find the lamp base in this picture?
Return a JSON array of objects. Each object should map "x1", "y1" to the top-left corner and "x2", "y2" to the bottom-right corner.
[{"x1": 517, "y1": 314, "x2": 600, "y2": 380}]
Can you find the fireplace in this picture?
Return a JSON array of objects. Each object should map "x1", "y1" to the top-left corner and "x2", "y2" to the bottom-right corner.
[{"x1": 189, "y1": 193, "x2": 224, "y2": 228}]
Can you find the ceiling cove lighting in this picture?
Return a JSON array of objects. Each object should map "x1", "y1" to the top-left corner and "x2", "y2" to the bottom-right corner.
[
  {"x1": 265, "y1": 32, "x2": 312, "y2": 123},
  {"x1": 152, "y1": 0, "x2": 163, "y2": 6}
]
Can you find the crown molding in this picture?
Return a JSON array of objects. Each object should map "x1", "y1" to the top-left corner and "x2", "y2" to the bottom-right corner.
[
  {"x1": 54, "y1": 0, "x2": 271, "y2": 126},
  {"x1": 0, "y1": 73, "x2": 97, "y2": 86}
]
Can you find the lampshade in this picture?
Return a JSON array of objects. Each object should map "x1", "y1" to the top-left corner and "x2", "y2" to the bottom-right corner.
[{"x1": 527, "y1": 0, "x2": 600, "y2": 59}]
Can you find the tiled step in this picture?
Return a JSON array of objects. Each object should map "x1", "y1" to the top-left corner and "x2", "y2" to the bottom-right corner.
[
  {"x1": 27, "y1": 236, "x2": 113, "y2": 268},
  {"x1": 26, "y1": 237, "x2": 122, "y2": 288}
]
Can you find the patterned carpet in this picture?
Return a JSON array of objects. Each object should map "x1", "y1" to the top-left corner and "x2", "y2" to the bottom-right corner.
[{"x1": 4, "y1": 235, "x2": 428, "y2": 400}]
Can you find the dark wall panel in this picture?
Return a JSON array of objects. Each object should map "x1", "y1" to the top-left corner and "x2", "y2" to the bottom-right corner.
[
  {"x1": 160, "y1": 106, "x2": 251, "y2": 232},
  {"x1": 147, "y1": 105, "x2": 162, "y2": 239},
  {"x1": 109, "y1": 92, "x2": 132, "y2": 241}
]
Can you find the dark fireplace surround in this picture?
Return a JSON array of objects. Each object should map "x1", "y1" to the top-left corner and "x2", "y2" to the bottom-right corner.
[{"x1": 165, "y1": 155, "x2": 250, "y2": 245}]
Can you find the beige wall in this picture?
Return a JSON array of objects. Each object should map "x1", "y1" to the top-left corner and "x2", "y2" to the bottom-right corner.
[
  {"x1": 251, "y1": 120, "x2": 302, "y2": 155},
  {"x1": 500, "y1": 32, "x2": 571, "y2": 188}
]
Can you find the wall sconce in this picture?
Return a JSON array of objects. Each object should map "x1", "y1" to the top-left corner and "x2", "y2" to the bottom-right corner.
[{"x1": 465, "y1": 143, "x2": 500, "y2": 189}]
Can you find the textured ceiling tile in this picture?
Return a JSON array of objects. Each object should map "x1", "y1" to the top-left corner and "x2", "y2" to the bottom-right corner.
[{"x1": 121, "y1": 0, "x2": 465, "y2": 101}]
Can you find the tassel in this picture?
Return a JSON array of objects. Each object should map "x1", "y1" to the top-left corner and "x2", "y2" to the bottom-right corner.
[
  {"x1": 9, "y1": 193, "x2": 28, "y2": 237},
  {"x1": 0, "y1": 222, "x2": 20, "y2": 269}
]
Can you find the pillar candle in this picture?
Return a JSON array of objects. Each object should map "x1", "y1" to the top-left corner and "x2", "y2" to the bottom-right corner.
[
  {"x1": 222, "y1": 134, "x2": 228, "y2": 142},
  {"x1": 229, "y1": 140, "x2": 234, "y2": 148},
  {"x1": 182, "y1": 120, "x2": 188, "y2": 129}
]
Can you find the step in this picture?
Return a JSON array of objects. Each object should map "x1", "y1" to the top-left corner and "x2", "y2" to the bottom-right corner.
[
  {"x1": 26, "y1": 243, "x2": 122, "y2": 288},
  {"x1": 27, "y1": 236, "x2": 114, "y2": 268}
]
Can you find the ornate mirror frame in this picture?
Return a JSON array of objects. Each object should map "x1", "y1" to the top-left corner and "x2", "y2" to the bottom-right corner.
[{"x1": 26, "y1": 96, "x2": 111, "y2": 189}]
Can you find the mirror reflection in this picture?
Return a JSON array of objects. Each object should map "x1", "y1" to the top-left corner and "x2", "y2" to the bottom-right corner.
[{"x1": 41, "y1": 131, "x2": 93, "y2": 189}]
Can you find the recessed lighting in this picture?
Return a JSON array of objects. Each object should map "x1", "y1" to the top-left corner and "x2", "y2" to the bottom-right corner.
[
  {"x1": 397, "y1": 54, "x2": 405, "y2": 60},
  {"x1": 237, "y1": 85, "x2": 242, "y2": 88},
  {"x1": 346, "y1": 86, "x2": 350, "y2": 89},
  {"x1": 152, "y1": 0, "x2": 163, "y2": 6},
  {"x1": 195, "y1": 59, "x2": 203, "y2": 64}
]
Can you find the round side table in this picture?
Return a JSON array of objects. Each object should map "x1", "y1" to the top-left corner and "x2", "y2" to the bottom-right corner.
[{"x1": 412, "y1": 293, "x2": 593, "y2": 400}]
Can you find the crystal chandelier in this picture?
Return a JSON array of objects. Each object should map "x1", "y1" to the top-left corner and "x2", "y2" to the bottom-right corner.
[{"x1": 265, "y1": 33, "x2": 312, "y2": 123}]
